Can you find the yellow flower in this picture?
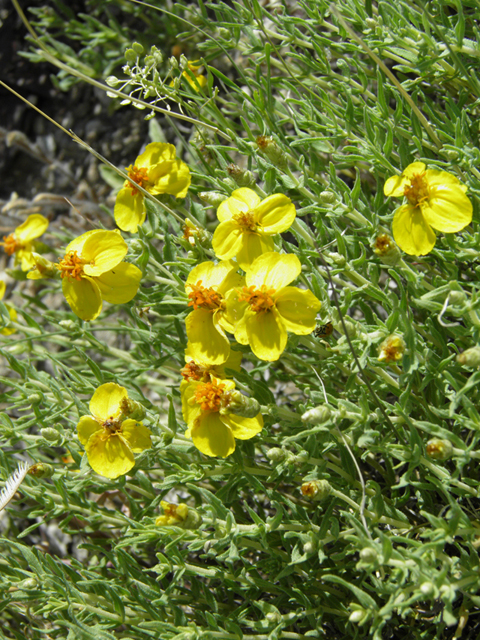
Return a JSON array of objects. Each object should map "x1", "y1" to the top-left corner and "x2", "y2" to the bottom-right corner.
[
  {"x1": 225, "y1": 252, "x2": 321, "y2": 361},
  {"x1": 384, "y1": 162, "x2": 472, "y2": 256},
  {"x1": 378, "y1": 335, "x2": 405, "y2": 363},
  {"x1": 180, "y1": 345, "x2": 242, "y2": 385},
  {"x1": 185, "y1": 260, "x2": 244, "y2": 365},
  {"x1": 114, "y1": 143, "x2": 191, "y2": 233},
  {"x1": 0, "y1": 214, "x2": 49, "y2": 270},
  {"x1": 55, "y1": 229, "x2": 142, "y2": 321},
  {"x1": 182, "y1": 61, "x2": 207, "y2": 90},
  {"x1": 77, "y1": 382, "x2": 152, "y2": 479},
  {"x1": 212, "y1": 188, "x2": 296, "y2": 270},
  {"x1": 0, "y1": 281, "x2": 17, "y2": 336},
  {"x1": 155, "y1": 501, "x2": 189, "y2": 526},
  {"x1": 182, "y1": 376, "x2": 263, "y2": 458}
]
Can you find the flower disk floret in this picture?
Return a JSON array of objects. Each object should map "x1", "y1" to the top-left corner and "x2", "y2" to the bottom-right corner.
[
  {"x1": 55, "y1": 229, "x2": 142, "y2": 321},
  {"x1": 77, "y1": 383, "x2": 152, "y2": 479},
  {"x1": 384, "y1": 162, "x2": 472, "y2": 256},
  {"x1": 212, "y1": 188, "x2": 296, "y2": 270},
  {"x1": 114, "y1": 142, "x2": 191, "y2": 233},
  {"x1": 225, "y1": 252, "x2": 321, "y2": 361}
]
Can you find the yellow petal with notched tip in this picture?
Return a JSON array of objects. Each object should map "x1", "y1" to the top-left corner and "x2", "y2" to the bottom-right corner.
[
  {"x1": 226, "y1": 412, "x2": 263, "y2": 440},
  {"x1": 245, "y1": 307, "x2": 287, "y2": 361},
  {"x1": 212, "y1": 220, "x2": 244, "y2": 260},
  {"x1": 62, "y1": 276, "x2": 103, "y2": 321},
  {"x1": 89, "y1": 383, "x2": 128, "y2": 422},
  {"x1": 185, "y1": 308, "x2": 230, "y2": 365},
  {"x1": 392, "y1": 204, "x2": 436, "y2": 256},
  {"x1": 255, "y1": 193, "x2": 296, "y2": 234},
  {"x1": 246, "y1": 252, "x2": 300, "y2": 290},
  {"x1": 421, "y1": 184, "x2": 472, "y2": 233},
  {"x1": 85, "y1": 431, "x2": 135, "y2": 478},
  {"x1": 15, "y1": 214, "x2": 49, "y2": 243},
  {"x1": 120, "y1": 419, "x2": 152, "y2": 453},
  {"x1": 95, "y1": 262, "x2": 142, "y2": 304},
  {"x1": 149, "y1": 158, "x2": 191, "y2": 198},
  {"x1": 77, "y1": 415, "x2": 102, "y2": 445},
  {"x1": 82, "y1": 230, "x2": 128, "y2": 276},
  {"x1": 114, "y1": 187, "x2": 146, "y2": 233},
  {"x1": 275, "y1": 286, "x2": 321, "y2": 335},
  {"x1": 190, "y1": 412, "x2": 235, "y2": 458},
  {"x1": 235, "y1": 232, "x2": 274, "y2": 271}
]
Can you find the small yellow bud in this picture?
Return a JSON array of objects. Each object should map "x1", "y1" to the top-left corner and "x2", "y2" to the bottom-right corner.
[
  {"x1": 301, "y1": 479, "x2": 332, "y2": 501},
  {"x1": 27, "y1": 253, "x2": 58, "y2": 280},
  {"x1": 301, "y1": 405, "x2": 332, "y2": 425},
  {"x1": 28, "y1": 463, "x2": 54, "y2": 478},
  {"x1": 221, "y1": 390, "x2": 260, "y2": 418},
  {"x1": 256, "y1": 135, "x2": 286, "y2": 167},
  {"x1": 226, "y1": 163, "x2": 255, "y2": 187},
  {"x1": 373, "y1": 234, "x2": 400, "y2": 265}
]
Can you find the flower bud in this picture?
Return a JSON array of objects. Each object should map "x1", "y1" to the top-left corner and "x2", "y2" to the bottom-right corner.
[
  {"x1": 226, "y1": 163, "x2": 255, "y2": 187},
  {"x1": 125, "y1": 48, "x2": 137, "y2": 63},
  {"x1": 328, "y1": 252, "x2": 346, "y2": 266},
  {"x1": 301, "y1": 405, "x2": 331, "y2": 425},
  {"x1": 58, "y1": 319, "x2": 78, "y2": 331},
  {"x1": 27, "y1": 254, "x2": 58, "y2": 280},
  {"x1": 256, "y1": 135, "x2": 286, "y2": 167},
  {"x1": 221, "y1": 390, "x2": 260, "y2": 418},
  {"x1": 106, "y1": 76, "x2": 120, "y2": 87},
  {"x1": 266, "y1": 447, "x2": 286, "y2": 463},
  {"x1": 132, "y1": 42, "x2": 144, "y2": 55},
  {"x1": 319, "y1": 190, "x2": 337, "y2": 204},
  {"x1": 28, "y1": 462, "x2": 54, "y2": 478},
  {"x1": 457, "y1": 347, "x2": 480, "y2": 368},
  {"x1": 420, "y1": 581, "x2": 435, "y2": 596},
  {"x1": 448, "y1": 289, "x2": 466, "y2": 305},
  {"x1": 198, "y1": 191, "x2": 228, "y2": 207},
  {"x1": 169, "y1": 56, "x2": 179, "y2": 70},
  {"x1": 27, "y1": 393, "x2": 43, "y2": 405},
  {"x1": 156, "y1": 501, "x2": 202, "y2": 529},
  {"x1": 373, "y1": 234, "x2": 400, "y2": 266},
  {"x1": 40, "y1": 427, "x2": 59, "y2": 441},
  {"x1": 301, "y1": 479, "x2": 332, "y2": 501},
  {"x1": 426, "y1": 438, "x2": 453, "y2": 461},
  {"x1": 378, "y1": 335, "x2": 405, "y2": 363},
  {"x1": 349, "y1": 608, "x2": 365, "y2": 623},
  {"x1": 359, "y1": 547, "x2": 378, "y2": 564},
  {"x1": 303, "y1": 540, "x2": 316, "y2": 554}
]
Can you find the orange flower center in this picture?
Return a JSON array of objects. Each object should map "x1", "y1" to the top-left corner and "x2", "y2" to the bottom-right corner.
[
  {"x1": 233, "y1": 211, "x2": 257, "y2": 232},
  {"x1": 238, "y1": 284, "x2": 276, "y2": 313},
  {"x1": 187, "y1": 280, "x2": 224, "y2": 311},
  {"x1": 374, "y1": 234, "x2": 393, "y2": 255},
  {"x1": 404, "y1": 172, "x2": 429, "y2": 206},
  {"x1": 126, "y1": 165, "x2": 149, "y2": 196},
  {"x1": 181, "y1": 361, "x2": 209, "y2": 382},
  {"x1": 102, "y1": 416, "x2": 122, "y2": 434},
  {"x1": 1, "y1": 234, "x2": 19, "y2": 256},
  {"x1": 56, "y1": 251, "x2": 85, "y2": 281},
  {"x1": 194, "y1": 380, "x2": 225, "y2": 412}
]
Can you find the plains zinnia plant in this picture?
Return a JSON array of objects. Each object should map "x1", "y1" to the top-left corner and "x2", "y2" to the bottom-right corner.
[
  {"x1": 182, "y1": 375, "x2": 263, "y2": 457},
  {"x1": 0, "y1": 214, "x2": 49, "y2": 270},
  {"x1": 55, "y1": 229, "x2": 142, "y2": 321},
  {"x1": 185, "y1": 260, "x2": 244, "y2": 364},
  {"x1": 212, "y1": 187, "x2": 296, "y2": 269},
  {"x1": 384, "y1": 162, "x2": 472, "y2": 255},
  {"x1": 225, "y1": 252, "x2": 321, "y2": 361},
  {"x1": 114, "y1": 142, "x2": 191, "y2": 233},
  {"x1": 77, "y1": 383, "x2": 151, "y2": 478}
]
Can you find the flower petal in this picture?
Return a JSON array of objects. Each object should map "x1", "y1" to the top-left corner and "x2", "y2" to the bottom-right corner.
[
  {"x1": 186, "y1": 260, "x2": 237, "y2": 291},
  {"x1": 217, "y1": 188, "x2": 261, "y2": 222},
  {"x1": 422, "y1": 185, "x2": 473, "y2": 233},
  {"x1": 185, "y1": 308, "x2": 231, "y2": 365},
  {"x1": 120, "y1": 419, "x2": 152, "y2": 453},
  {"x1": 211, "y1": 220, "x2": 244, "y2": 260},
  {"x1": 77, "y1": 415, "x2": 102, "y2": 445},
  {"x1": 245, "y1": 307, "x2": 288, "y2": 361},
  {"x1": 190, "y1": 412, "x2": 236, "y2": 457},
  {"x1": 384, "y1": 174, "x2": 409, "y2": 198},
  {"x1": 224, "y1": 288, "x2": 249, "y2": 343},
  {"x1": 65, "y1": 229, "x2": 101, "y2": 255},
  {"x1": 255, "y1": 194, "x2": 296, "y2": 234},
  {"x1": 246, "y1": 252, "x2": 301, "y2": 290},
  {"x1": 62, "y1": 276, "x2": 103, "y2": 321},
  {"x1": 181, "y1": 379, "x2": 203, "y2": 427},
  {"x1": 235, "y1": 233, "x2": 274, "y2": 271},
  {"x1": 148, "y1": 158, "x2": 191, "y2": 198},
  {"x1": 275, "y1": 286, "x2": 321, "y2": 334},
  {"x1": 90, "y1": 382, "x2": 129, "y2": 422},
  {"x1": 16, "y1": 246, "x2": 35, "y2": 271},
  {"x1": 85, "y1": 432, "x2": 134, "y2": 478},
  {"x1": 226, "y1": 413, "x2": 263, "y2": 440},
  {"x1": 0, "y1": 282, "x2": 5, "y2": 300},
  {"x1": 15, "y1": 214, "x2": 49, "y2": 242},
  {"x1": 392, "y1": 204, "x2": 436, "y2": 256},
  {"x1": 136, "y1": 142, "x2": 177, "y2": 168},
  {"x1": 114, "y1": 187, "x2": 146, "y2": 233},
  {"x1": 82, "y1": 230, "x2": 128, "y2": 276},
  {"x1": 95, "y1": 262, "x2": 142, "y2": 304}
]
